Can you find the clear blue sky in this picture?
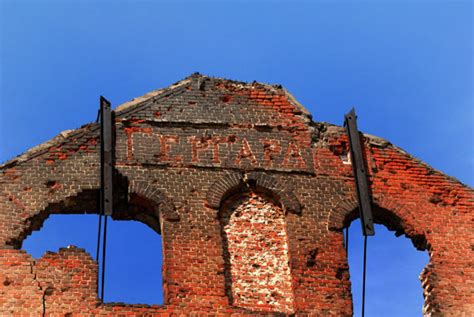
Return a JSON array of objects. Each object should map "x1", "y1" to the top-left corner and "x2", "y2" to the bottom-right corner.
[{"x1": 1, "y1": 1, "x2": 472, "y2": 316}]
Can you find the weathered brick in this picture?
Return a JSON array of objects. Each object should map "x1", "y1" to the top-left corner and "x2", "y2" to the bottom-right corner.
[{"x1": 0, "y1": 73, "x2": 472, "y2": 315}]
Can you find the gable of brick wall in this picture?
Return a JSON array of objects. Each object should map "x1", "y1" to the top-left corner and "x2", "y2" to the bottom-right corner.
[{"x1": 0, "y1": 74, "x2": 472, "y2": 316}]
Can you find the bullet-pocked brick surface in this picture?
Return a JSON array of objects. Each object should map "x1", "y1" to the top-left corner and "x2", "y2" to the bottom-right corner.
[
  {"x1": 221, "y1": 191, "x2": 294, "y2": 314},
  {"x1": 0, "y1": 73, "x2": 472, "y2": 316}
]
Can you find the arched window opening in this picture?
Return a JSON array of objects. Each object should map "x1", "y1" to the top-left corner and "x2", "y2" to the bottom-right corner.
[
  {"x1": 220, "y1": 190, "x2": 295, "y2": 314},
  {"x1": 345, "y1": 219, "x2": 429, "y2": 316},
  {"x1": 22, "y1": 214, "x2": 164, "y2": 305}
]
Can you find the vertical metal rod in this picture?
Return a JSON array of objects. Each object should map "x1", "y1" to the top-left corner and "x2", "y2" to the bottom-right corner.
[
  {"x1": 362, "y1": 235, "x2": 368, "y2": 317},
  {"x1": 101, "y1": 215, "x2": 108, "y2": 301},
  {"x1": 95, "y1": 213, "x2": 102, "y2": 293}
]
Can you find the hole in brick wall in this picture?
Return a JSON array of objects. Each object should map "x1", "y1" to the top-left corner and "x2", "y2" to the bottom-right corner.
[
  {"x1": 345, "y1": 219, "x2": 429, "y2": 316},
  {"x1": 22, "y1": 214, "x2": 164, "y2": 305}
]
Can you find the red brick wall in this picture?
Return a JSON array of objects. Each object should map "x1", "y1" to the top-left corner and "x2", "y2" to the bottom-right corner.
[
  {"x1": 0, "y1": 74, "x2": 472, "y2": 315},
  {"x1": 0, "y1": 247, "x2": 97, "y2": 316}
]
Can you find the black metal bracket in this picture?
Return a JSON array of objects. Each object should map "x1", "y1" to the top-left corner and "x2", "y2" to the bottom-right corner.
[
  {"x1": 100, "y1": 96, "x2": 113, "y2": 216},
  {"x1": 97, "y1": 96, "x2": 114, "y2": 301},
  {"x1": 344, "y1": 108, "x2": 375, "y2": 236}
]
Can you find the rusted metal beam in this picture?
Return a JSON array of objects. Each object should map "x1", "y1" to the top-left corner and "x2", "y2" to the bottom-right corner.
[{"x1": 344, "y1": 108, "x2": 375, "y2": 236}]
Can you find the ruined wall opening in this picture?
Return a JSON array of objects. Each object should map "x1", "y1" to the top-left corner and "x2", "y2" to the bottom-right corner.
[
  {"x1": 219, "y1": 189, "x2": 295, "y2": 314},
  {"x1": 16, "y1": 185, "x2": 167, "y2": 306},
  {"x1": 22, "y1": 214, "x2": 164, "y2": 305},
  {"x1": 343, "y1": 207, "x2": 430, "y2": 316}
]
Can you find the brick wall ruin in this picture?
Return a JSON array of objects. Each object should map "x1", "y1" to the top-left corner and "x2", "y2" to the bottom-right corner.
[{"x1": 0, "y1": 73, "x2": 472, "y2": 316}]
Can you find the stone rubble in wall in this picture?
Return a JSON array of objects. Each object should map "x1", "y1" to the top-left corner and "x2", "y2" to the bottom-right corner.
[{"x1": 221, "y1": 192, "x2": 295, "y2": 314}]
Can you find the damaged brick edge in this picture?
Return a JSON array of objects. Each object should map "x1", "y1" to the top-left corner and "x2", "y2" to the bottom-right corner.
[
  {"x1": 318, "y1": 124, "x2": 472, "y2": 188},
  {"x1": 0, "y1": 124, "x2": 98, "y2": 170},
  {"x1": 0, "y1": 77, "x2": 192, "y2": 171}
]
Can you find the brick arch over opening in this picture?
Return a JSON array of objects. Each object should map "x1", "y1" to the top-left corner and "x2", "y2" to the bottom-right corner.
[
  {"x1": 7, "y1": 188, "x2": 101, "y2": 249},
  {"x1": 4, "y1": 169, "x2": 132, "y2": 249},
  {"x1": 7, "y1": 176, "x2": 179, "y2": 249},
  {"x1": 327, "y1": 194, "x2": 358, "y2": 233},
  {"x1": 206, "y1": 172, "x2": 301, "y2": 214},
  {"x1": 127, "y1": 180, "x2": 180, "y2": 222},
  {"x1": 328, "y1": 194, "x2": 428, "y2": 250}
]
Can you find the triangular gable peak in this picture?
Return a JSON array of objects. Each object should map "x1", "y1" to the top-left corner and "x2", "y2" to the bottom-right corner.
[
  {"x1": 112, "y1": 73, "x2": 315, "y2": 173},
  {"x1": 115, "y1": 73, "x2": 312, "y2": 125}
]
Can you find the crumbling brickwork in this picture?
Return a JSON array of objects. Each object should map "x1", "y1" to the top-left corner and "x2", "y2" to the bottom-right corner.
[
  {"x1": 0, "y1": 73, "x2": 472, "y2": 316},
  {"x1": 221, "y1": 191, "x2": 295, "y2": 313},
  {"x1": 0, "y1": 247, "x2": 97, "y2": 316}
]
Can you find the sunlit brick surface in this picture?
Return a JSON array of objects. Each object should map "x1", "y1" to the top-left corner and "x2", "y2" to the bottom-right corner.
[
  {"x1": 221, "y1": 192, "x2": 294, "y2": 313},
  {"x1": 0, "y1": 74, "x2": 472, "y2": 315}
]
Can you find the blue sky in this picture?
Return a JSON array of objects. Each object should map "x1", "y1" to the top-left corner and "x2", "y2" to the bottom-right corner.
[{"x1": 1, "y1": 1, "x2": 472, "y2": 315}]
